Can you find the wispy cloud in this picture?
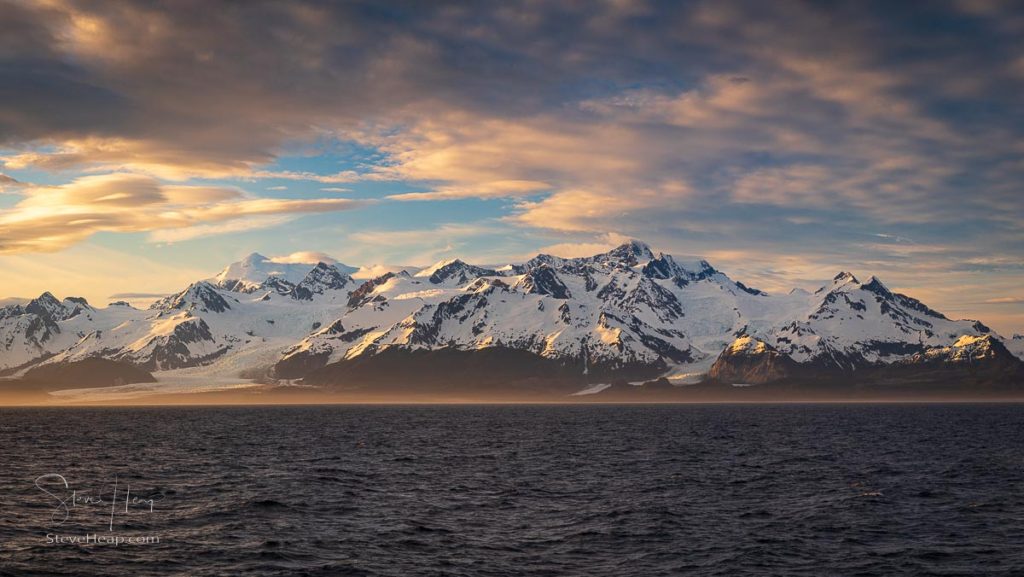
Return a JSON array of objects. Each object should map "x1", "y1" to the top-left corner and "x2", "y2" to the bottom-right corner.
[
  {"x1": 535, "y1": 233, "x2": 635, "y2": 258},
  {"x1": 0, "y1": 174, "x2": 366, "y2": 252},
  {"x1": 148, "y1": 216, "x2": 297, "y2": 243},
  {"x1": 388, "y1": 180, "x2": 551, "y2": 201},
  {"x1": 268, "y1": 251, "x2": 338, "y2": 265},
  {"x1": 0, "y1": 173, "x2": 24, "y2": 193},
  {"x1": 109, "y1": 292, "x2": 170, "y2": 299},
  {"x1": 979, "y1": 297, "x2": 1024, "y2": 305},
  {"x1": 347, "y1": 223, "x2": 509, "y2": 265}
]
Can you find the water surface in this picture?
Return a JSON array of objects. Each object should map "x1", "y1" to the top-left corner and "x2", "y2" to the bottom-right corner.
[{"x1": 1, "y1": 404, "x2": 1022, "y2": 576}]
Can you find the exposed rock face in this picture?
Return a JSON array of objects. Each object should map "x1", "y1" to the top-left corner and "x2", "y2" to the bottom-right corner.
[
  {"x1": 880, "y1": 335, "x2": 1024, "y2": 384},
  {"x1": 514, "y1": 265, "x2": 571, "y2": 299},
  {"x1": 346, "y1": 272, "x2": 396, "y2": 308},
  {"x1": 428, "y1": 261, "x2": 498, "y2": 285},
  {"x1": 130, "y1": 317, "x2": 223, "y2": 371},
  {"x1": 708, "y1": 336, "x2": 801, "y2": 384}
]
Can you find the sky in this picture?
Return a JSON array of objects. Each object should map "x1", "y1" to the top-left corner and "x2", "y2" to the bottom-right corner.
[{"x1": 0, "y1": 0, "x2": 1023, "y2": 334}]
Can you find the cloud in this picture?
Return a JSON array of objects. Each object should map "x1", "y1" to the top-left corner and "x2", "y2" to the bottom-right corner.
[
  {"x1": 510, "y1": 184, "x2": 693, "y2": 232},
  {"x1": 351, "y1": 60, "x2": 994, "y2": 231},
  {"x1": 248, "y1": 170, "x2": 367, "y2": 183},
  {"x1": 268, "y1": 251, "x2": 338, "y2": 265},
  {"x1": 0, "y1": 173, "x2": 23, "y2": 193},
  {"x1": 2, "y1": 1, "x2": 1020, "y2": 231},
  {"x1": 980, "y1": 297, "x2": 1024, "y2": 304},
  {"x1": 389, "y1": 180, "x2": 551, "y2": 201},
  {"x1": 535, "y1": 233, "x2": 635, "y2": 258},
  {"x1": 0, "y1": 173, "x2": 366, "y2": 252},
  {"x1": 108, "y1": 292, "x2": 170, "y2": 299},
  {"x1": 148, "y1": 216, "x2": 296, "y2": 243},
  {"x1": 348, "y1": 223, "x2": 493, "y2": 247},
  {"x1": 352, "y1": 264, "x2": 409, "y2": 280},
  {"x1": 346, "y1": 223, "x2": 507, "y2": 265}
]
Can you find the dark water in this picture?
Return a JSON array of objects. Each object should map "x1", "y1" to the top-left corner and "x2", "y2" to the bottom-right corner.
[{"x1": 1, "y1": 404, "x2": 1023, "y2": 576}]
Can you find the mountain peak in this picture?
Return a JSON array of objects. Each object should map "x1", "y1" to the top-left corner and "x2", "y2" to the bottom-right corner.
[
  {"x1": 816, "y1": 271, "x2": 860, "y2": 294},
  {"x1": 594, "y1": 240, "x2": 655, "y2": 266},
  {"x1": 860, "y1": 276, "x2": 891, "y2": 296},
  {"x1": 36, "y1": 291, "x2": 59, "y2": 303},
  {"x1": 26, "y1": 292, "x2": 66, "y2": 319},
  {"x1": 291, "y1": 262, "x2": 352, "y2": 300},
  {"x1": 608, "y1": 239, "x2": 653, "y2": 258},
  {"x1": 421, "y1": 259, "x2": 497, "y2": 285},
  {"x1": 415, "y1": 258, "x2": 463, "y2": 278},
  {"x1": 155, "y1": 281, "x2": 232, "y2": 313}
]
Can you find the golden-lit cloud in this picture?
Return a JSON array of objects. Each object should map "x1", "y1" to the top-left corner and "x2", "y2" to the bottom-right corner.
[
  {"x1": 0, "y1": 174, "x2": 365, "y2": 252},
  {"x1": 389, "y1": 180, "x2": 551, "y2": 201},
  {"x1": 268, "y1": 251, "x2": 339, "y2": 265},
  {"x1": 346, "y1": 62, "x2": 991, "y2": 232},
  {"x1": 345, "y1": 223, "x2": 517, "y2": 266},
  {"x1": 146, "y1": 216, "x2": 297, "y2": 244},
  {"x1": 535, "y1": 233, "x2": 635, "y2": 258}
]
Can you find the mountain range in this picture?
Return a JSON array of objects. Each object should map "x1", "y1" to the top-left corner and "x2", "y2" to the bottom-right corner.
[{"x1": 2, "y1": 241, "x2": 1022, "y2": 399}]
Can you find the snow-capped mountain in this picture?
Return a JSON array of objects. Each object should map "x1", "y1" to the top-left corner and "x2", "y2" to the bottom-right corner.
[
  {"x1": 273, "y1": 240, "x2": 1017, "y2": 387},
  {"x1": 767, "y1": 273, "x2": 993, "y2": 370},
  {"x1": 0, "y1": 292, "x2": 105, "y2": 372},
  {"x1": 1, "y1": 260, "x2": 357, "y2": 375},
  {"x1": 0, "y1": 241, "x2": 1020, "y2": 394},
  {"x1": 275, "y1": 240, "x2": 793, "y2": 380}
]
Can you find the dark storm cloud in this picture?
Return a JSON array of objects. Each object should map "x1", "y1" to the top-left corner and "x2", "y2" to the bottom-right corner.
[
  {"x1": 2, "y1": 1, "x2": 1021, "y2": 173},
  {"x1": 2, "y1": 0, "x2": 671, "y2": 168}
]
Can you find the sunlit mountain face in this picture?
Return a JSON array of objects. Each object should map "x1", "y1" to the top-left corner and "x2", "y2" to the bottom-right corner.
[{"x1": 1, "y1": 1, "x2": 1022, "y2": 340}]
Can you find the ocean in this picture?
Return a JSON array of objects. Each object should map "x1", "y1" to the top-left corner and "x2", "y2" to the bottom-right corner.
[{"x1": 1, "y1": 404, "x2": 1022, "y2": 576}]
